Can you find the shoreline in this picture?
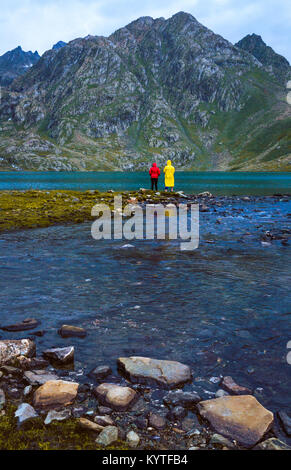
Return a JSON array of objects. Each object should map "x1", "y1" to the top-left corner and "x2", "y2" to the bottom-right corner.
[{"x1": 0, "y1": 189, "x2": 290, "y2": 233}]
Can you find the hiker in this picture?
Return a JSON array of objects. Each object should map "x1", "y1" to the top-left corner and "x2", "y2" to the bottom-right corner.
[
  {"x1": 163, "y1": 159, "x2": 175, "y2": 192},
  {"x1": 149, "y1": 162, "x2": 160, "y2": 191}
]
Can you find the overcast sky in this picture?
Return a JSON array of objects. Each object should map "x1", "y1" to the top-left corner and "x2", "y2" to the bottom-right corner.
[{"x1": 0, "y1": 0, "x2": 290, "y2": 62}]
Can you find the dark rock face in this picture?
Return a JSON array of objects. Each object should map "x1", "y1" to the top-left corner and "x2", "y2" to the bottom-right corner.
[
  {"x1": 0, "y1": 12, "x2": 290, "y2": 171},
  {"x1": 0, "y1": 46, "x2": 40, "y2": 86},
  {"x1": 235, "y1": 34, "x2": 291, "y2": 84},
  {"x1": 52, "y1": 41, "x2": 67, "y2": 51},
  {"x1": 0, "y1": 318, "x2": 40, "y2": 332}
]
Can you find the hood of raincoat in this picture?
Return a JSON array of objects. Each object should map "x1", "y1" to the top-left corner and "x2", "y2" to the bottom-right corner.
[{"x1": 167, "y1": 160, "x2": 172, "y2": 166}]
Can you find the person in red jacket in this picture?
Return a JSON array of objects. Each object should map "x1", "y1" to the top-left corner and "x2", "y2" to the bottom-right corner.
[{"x1": 149, "y1": 162, "x2": 160, "y2": 191}]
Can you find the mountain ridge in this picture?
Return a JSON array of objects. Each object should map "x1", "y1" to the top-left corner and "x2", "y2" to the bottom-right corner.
[{"x1": 0, "y1": 11, "x2": 290, "y2": 171}]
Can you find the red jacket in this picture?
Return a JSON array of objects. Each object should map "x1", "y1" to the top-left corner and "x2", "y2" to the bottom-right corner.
[{"x1": 149, "y1": 163, "x2": 160, "y2": 179}]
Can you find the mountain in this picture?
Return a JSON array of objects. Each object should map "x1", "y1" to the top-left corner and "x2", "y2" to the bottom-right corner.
[
  {"x1": 0, "y1": 12, "x2": 290, "y2": 171},
  {"x1": 236, "y1": 34, "x2": 291, "y2": 84},
  {"x1": 52, "y1": 41, "x2": 67, "y2": 51},
  {"x1": 0, "y1": 46, "x2": 40, "y2": 86}
]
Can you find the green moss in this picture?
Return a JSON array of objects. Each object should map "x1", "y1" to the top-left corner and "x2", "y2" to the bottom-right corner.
[{"x1": 0, "y1": 404, "x2": 129, "y2": 450}]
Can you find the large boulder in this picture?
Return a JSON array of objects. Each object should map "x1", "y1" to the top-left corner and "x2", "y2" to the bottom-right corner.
[
  {"x1": 198, "y1": 395, "x2": 274, "y2": 448},
  {"x1": 94, "y1": 383, "x2": 137, "y2": 411},
  {"x1": 33, "y1": 380, "x2": 79, "y2": 409},
  {"x1": 117, "y1": 356, "x2": 192, "y2": 388},
  {"x1": 0, "y1": 339, "x2": 35, "y2": 365}
]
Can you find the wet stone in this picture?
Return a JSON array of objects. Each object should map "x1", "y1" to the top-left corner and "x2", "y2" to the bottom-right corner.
[
  {"x1": 278, "y1": 411, "x2": 291, "y2": 436},
  {"x1": 148, "y1": 412, "x2": 167, "y2": 430}
]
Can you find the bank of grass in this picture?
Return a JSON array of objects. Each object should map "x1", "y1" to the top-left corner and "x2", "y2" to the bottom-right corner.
[
  {"x1": 0, "y1": 189, "x2": 181, "y2": 232},
  {"x1": 0, "y1": 404, "x2": 128, "y2": 450}
]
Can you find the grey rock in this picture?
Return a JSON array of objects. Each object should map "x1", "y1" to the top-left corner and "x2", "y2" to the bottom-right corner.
[
  {"x1": 88, "y1": 365, "x2": 112, "y2": 381},
  {"x1": 24, "y1": 370, "x2": 59, "y2": 385},
  {"x1": 210, "y1": 433, "x2": 237, "y2": 449},
  {"x1": 254, "y1": 438, "x2": 291, "y2": 450},
  {"x1": 0, "y1": 388, "x2": 5, "y2": 410},
  {"x1": 215, "y1": 389, "x2": 229, "y2": 398},
  {"x1": 96, "y1": 426, "x2": 119, "y2": 447},
  {"x1": 163, "y1": 390, "x2": 201, "y2": 408},
  {"x1": 23, "y1": 385, "x2": 32, "y2": 396},
  {"x1": 0, "y1": 318, "x2": 40, "y2": 332},
  {"x1": 278, "y1": 410, "x2": 291, "y2": 436},
  {"x1": 148, "y1": 412, "x2": 166, "y2": 430},
  {"x1": 44, "y1": 408, "x2": 71, "y2": 425},
  {"x1": 0, "y1": 339, "x2": 35, "y2": 365},
  {"x1": 43, "y1": 346, "x2": 74, "y2": 365},
  {"x1": 94, "y1": 415, "x2": 114, "y2": 426},
  {"x1": 126, "y1": 430, "x2": 140, "y2": 448},
  {"x1": 15, "y1": 403, "x2": 38, "y2": 426}
]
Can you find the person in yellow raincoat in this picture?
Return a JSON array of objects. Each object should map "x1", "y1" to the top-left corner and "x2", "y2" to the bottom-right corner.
[{"x1": 163, "y1": 159, "x2": 175, "y2": 192}]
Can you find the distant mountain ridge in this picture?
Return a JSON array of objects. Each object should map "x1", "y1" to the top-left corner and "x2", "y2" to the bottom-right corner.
[
  {"x1": 0, "y1": 46, "x2": 40, "y2": 86},
  {"x1": 0, "y1": 12, "x2": 290, "y2": 171},
  {"x1": 235, "y1": 34, "x2": 291, "y2": 84}
]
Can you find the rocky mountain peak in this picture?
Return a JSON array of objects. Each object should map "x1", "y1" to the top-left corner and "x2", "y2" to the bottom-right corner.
[
  {"x1": 235, "y1": 33, "x2": 290, "y2": 83},
  {"x1": 52, "y1": 41, "x2": 67, "y2": 50}
]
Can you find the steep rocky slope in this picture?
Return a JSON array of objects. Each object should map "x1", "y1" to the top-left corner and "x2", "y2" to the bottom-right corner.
[
  {"x1": 236, "y1": 34, "x2": 291, "y2": 85},
  {"x1": 0, "y1": 12, "x2": 290, "y2": 171},
  {"x1": 0, "y1": 46, "x2": 40, "y2": 87}
]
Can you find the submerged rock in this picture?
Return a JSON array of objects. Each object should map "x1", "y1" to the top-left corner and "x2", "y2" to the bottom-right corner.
[
  {"x1": 43, "y1": 346, "x2": 74, "y2": 365},
  {"x1": 96, "y1": 426, "x2": 119, "y2": 447},
  {"x1": 15, "y1": 403, "x2": 38, "y2": 426},
  {"x1": 221, "y1": 376, "x2": 252, "y2": 395},
  {"x1": 94, "y1": 383, "x2": 137, "y2": 411},
  {"x1": 0, "y1": 318, "x2": 40, "y2": 332},
  {"x1": 163, "y1": 390, "x2": 201, "y2": 408},
  {"x1": 0, "y1": 339, "x2": 35, "y2": 365},
  {"x1": 33, "y1": 380, "x2": 79, "y2": 409},
  {"x1": 117, "y1": 356, "x2": 192, "y2": 388},
  {"x1": 88, "y1": 365, "x2": 112, "y2": 381},
  {"x1": 58, "y1": 325, "x2": 86, "y2": 338},
  {"x1": 198, "y1": 395, "x2": 273, "y2": 448}
]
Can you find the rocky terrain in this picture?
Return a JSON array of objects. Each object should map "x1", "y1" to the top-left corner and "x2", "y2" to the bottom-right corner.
[
  {"x1": 0, "y1": 11, "x2": 290, "y2": 171},
  {"x1": 0, "y1": 46, "x2": 40, "y2": 87},
  {"x1": 0, "y1": 334, "x2": 290, "y2": 450}
]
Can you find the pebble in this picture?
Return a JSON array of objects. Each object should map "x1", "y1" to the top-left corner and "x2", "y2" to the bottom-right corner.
[
  {"x1": 96, "y1": 426, "x2": 119, "y2": 447},
  {"x1": 44, "y1": 409, "x2": 71, "y2": 425},
  {"x1": 126, "y1": 430, "x2": 140, "y2": 448},
  {"x1": 15, "y1": 403, "x2": 39, "y2": 426}
]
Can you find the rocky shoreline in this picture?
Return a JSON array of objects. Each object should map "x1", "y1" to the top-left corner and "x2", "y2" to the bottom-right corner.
[
  {"x1": 0, "y1": 188, "x2": 291, "y2": 234},
  {"x1": 0, "y1": 334, "x2": 291, "y2": 450}
]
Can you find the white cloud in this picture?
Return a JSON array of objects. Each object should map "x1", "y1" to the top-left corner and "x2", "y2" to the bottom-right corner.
[{"x1": 0, "y1": 0, "x2": 290, "y2": 62}]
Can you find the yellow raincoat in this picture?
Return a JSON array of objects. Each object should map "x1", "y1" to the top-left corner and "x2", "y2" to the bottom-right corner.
[{"x1": 163, "y1": 160, "x2": 175, "y2": 188}]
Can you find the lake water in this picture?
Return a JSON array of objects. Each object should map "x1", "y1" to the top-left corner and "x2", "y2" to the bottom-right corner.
[
  {"x1": 0, "y1": 190, "x2": 291, "y2": 415},
  {"x1": 0, "y1": 171, "x2": 291, "y2": 195}
]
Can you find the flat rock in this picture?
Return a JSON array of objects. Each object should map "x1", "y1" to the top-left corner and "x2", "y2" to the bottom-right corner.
[
  {"x1": 43, "y1": 346, "x2": 74, "y2": 365},
  {"x1": 15, "y1": 403, "x2": 38, "y2": 426},
  {"x1": 198, "y1": 395, "x2": 274, "y2": 448},
  {"x1": 94, "y1": 383, "x2": 136, "y2": 411},
  {"x1": 58, "y1": 325, "x2": 86, "y2": 338},
  {"x1": 78, "y1": 417, "x2": 104, "y2": 432},
  {"x1": 221, "y1": 376, "x2": 252, "y2": 395},
  {"x1": 254, "y1": 438, "x2": 291, "y2": 450},
  {"x1": 117, "y1": 356, "x2": 192, "y2": 388},
  {"x1": 0, "y1": 318, "x2": 40, "y2": 332},
  {"x1": 24, "y1": 370, "x2": 59, "y2": 386},
  {"x1": 96, "y1": 426, "x2": 119, "y2": 447},
  {"x1": 0, "y1": 339, "x2": 35, "y2": 365},
  {"x1": 33, "y1": 380, "x2": 79, "y2": 409},
  {"x1": 44, "y1": 408, "x2": 71, "y2": 425},
  {"x1": 163, "y1": 390, "x2": 201, "y2": 408}
]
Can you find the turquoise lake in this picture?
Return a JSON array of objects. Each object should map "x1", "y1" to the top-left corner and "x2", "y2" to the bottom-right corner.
[{"x1": 0, "y1": 171, "x2": 291, "y2": 195}]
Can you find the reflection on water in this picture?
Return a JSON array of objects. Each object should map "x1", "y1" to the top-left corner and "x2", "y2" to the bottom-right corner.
[{"x1": 0, "y1": 197, "x2": 291, "y2": 411}]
